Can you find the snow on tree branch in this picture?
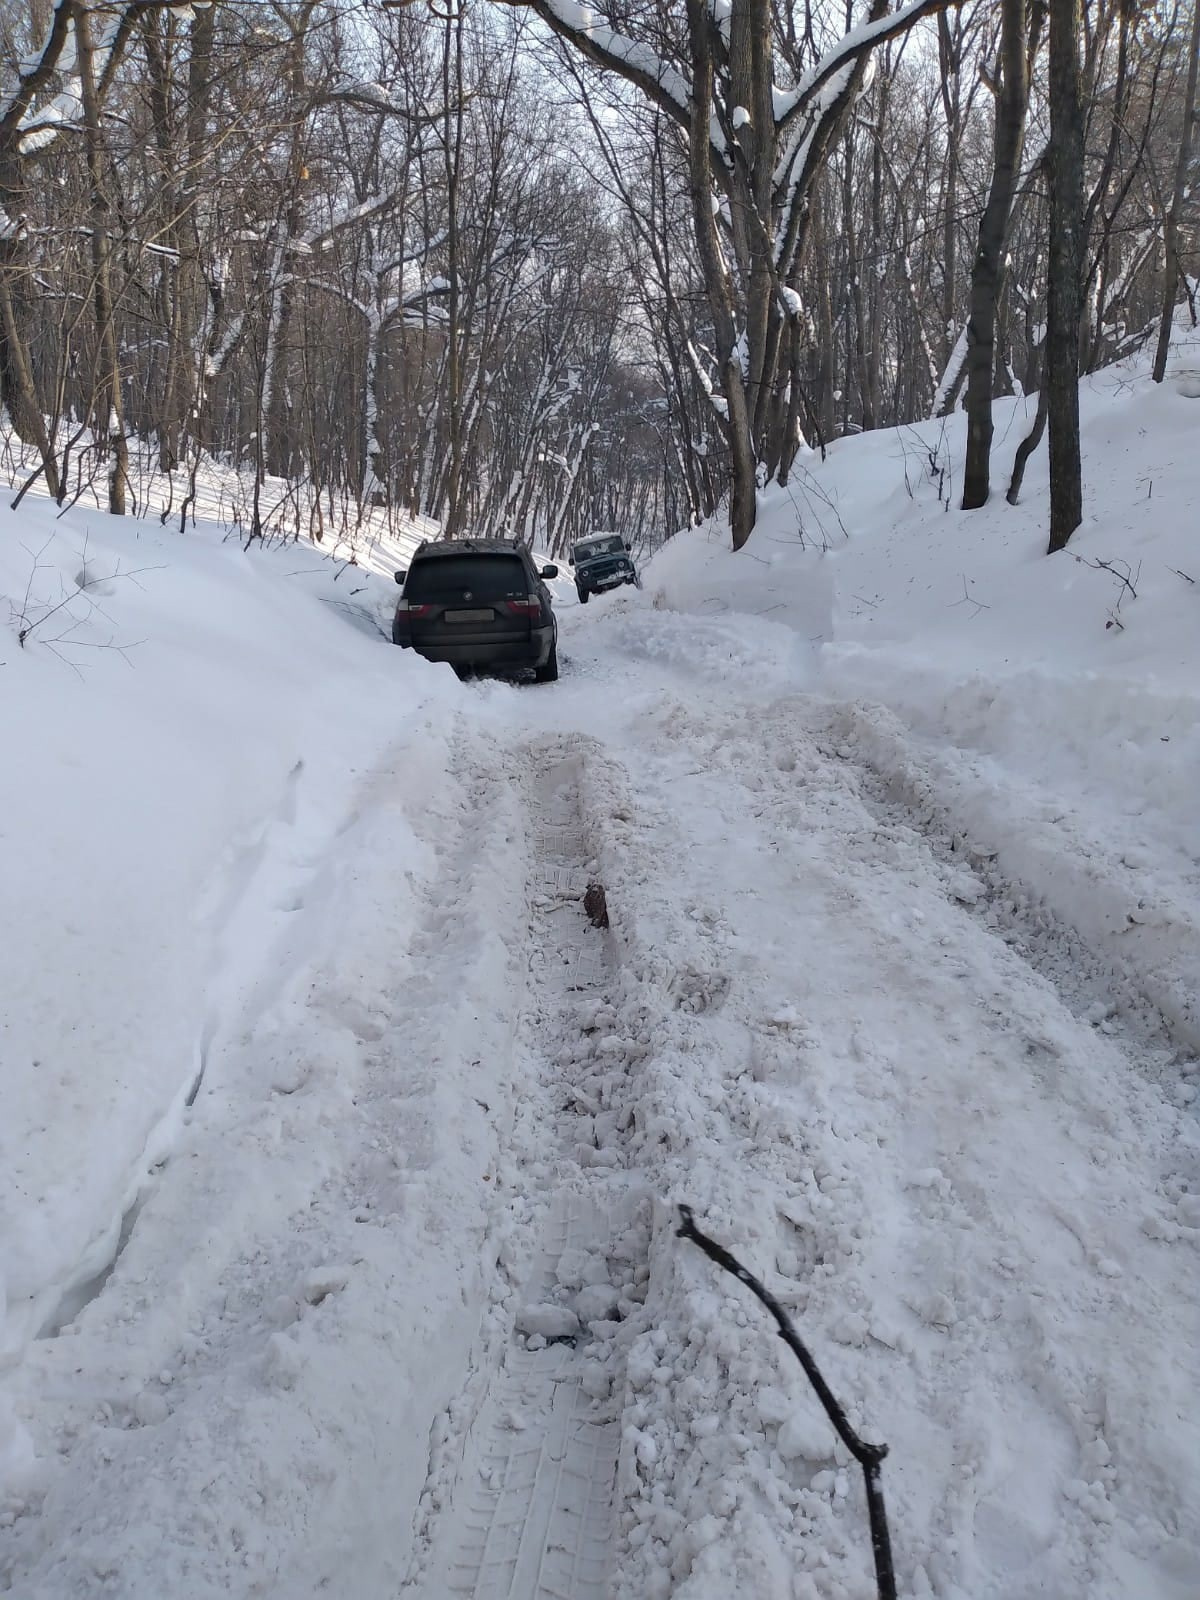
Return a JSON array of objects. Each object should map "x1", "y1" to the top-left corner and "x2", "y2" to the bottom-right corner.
[
  {"x1": 494, "y1": 0, "x2": 692, "y2": 127},
  {"x1": 931, "y1": 323, "x2": 969, "y2": 418},
  {"x1": 687, "y1": 338, "x2": 730, "y2": 420},
  {"x1": 304, "y1": 192, "x2": 406, "y2": 254},
  {"x1": 773, "y1": 0, "x2": 953, "y2": 136},
  {"x1": 3, "y1": 0, "x2": 204, "y2": 155}
]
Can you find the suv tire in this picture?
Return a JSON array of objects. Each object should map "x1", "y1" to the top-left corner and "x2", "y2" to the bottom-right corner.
[
  {"x1": 577, "y1": 587, "x2": 590, "y2": 604},
  {"x1": 535, "y1": 640, "x2": 559, "y2": 683}
]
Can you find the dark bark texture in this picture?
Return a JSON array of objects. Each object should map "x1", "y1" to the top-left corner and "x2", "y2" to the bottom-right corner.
[{"x1": 1046, "y1": 0, "x2": 1085, "y2": 552}]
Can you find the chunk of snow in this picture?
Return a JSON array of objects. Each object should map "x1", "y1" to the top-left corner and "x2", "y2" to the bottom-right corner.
[
  {"x1": 575, "y1": 1284, "x2": 621, "y2": 1324},
  {"x1": 302, "y1": 1264, "x2": 350, "y2": 1305},
  {"x1": 132, "y1": 1391, "x2": 169, "y2": 1427},
  {"x1": 515, "y1": 1303, "x2": 578, "y2": 1340},
  {"x1": 777, "y1": 1412, "x2": 835, "y2": 1461},
  {"x1": 264, "y1": 1332, "x2": 303, "y2": 1389}
]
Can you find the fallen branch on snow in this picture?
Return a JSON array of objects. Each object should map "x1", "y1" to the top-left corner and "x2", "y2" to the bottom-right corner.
[
  {"x1": 1074, "y1": 554, "x2": 1140, "y2": 604},
  {"x1": 676, "y1": 1204, "x2": 896, "y2": 1600}
]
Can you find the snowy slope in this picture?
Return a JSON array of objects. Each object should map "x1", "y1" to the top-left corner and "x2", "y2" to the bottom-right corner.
[
  {"x1": 644, "y1": 327, "x2": 1200, "y2": 1043},
  {"x1": 0, "y1": 501, "x2": 456, "y2": 1360},
  {"x1": 1, "y1": 331, "x2": 1198, "y2": 1600}
]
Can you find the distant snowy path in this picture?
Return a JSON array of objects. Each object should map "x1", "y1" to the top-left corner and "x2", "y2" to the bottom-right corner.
[{"x1": 2, "y1": 603, "x2": 1196, "y2": 1600}]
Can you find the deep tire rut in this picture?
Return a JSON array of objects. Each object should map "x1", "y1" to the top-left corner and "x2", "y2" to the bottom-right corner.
[
  {"x1": 405, "y1": 736, "x2": 648, "y2": 1600},
  {"x1": 426, "y1": 1191, "x2": 644, "y2": 1600},
  {"x1": 835, "y1": 712, "x2": 1193, "y2": 1089}
]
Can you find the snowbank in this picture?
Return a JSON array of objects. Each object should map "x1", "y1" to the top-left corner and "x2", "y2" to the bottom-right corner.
[
  {"x1": 0, "y1": 501, "x2": 454, "y2": 1378},
  {"x1": 644, "y1": 325, "x2": 1200, "y2": 1033}
]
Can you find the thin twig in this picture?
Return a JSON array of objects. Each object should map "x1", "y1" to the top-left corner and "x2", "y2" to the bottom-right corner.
[
  {"x1": 1075, "y1": 556, "x2": 1141, "y2": 635},
  {"x1": 10, "y1": 459, "x2": 52, "y2": 510},
  {"x1": 17, "y1": 535, "x2": 55, "y2": 634},
  {"x1": 16, "y1": 558, "x2": 164, "y2": 646},
  {"x1": 949, "y1": 574, "x2": 990, "y2": 615},
  {"x1": 676, "y1": 1205, "x2": 896, "y2": 1600}
]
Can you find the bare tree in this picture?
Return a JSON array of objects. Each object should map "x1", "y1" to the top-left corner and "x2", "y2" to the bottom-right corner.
[
  {"x1": 961, "y1": 0, "x2": 1039, "y2": 509},
  {"x1": 497, "y1": 0, "x2": 953, "y2": 548},
  {"x1": 1046, "y1": 0, "x2": 1085, "y2": 551},
  {"x1": 1152, "y1": 0, "x2": 1200, "y2": 380}
]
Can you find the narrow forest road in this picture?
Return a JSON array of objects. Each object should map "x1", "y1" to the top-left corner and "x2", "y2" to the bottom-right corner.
[{"x1": 2, "y1": 598, "x2": 1197, "y2": 1600}]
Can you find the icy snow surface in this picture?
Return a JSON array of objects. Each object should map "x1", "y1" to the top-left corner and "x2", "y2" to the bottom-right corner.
[{"x1": 1, "y1": 332, "x2": 1198, "y2": 1600}]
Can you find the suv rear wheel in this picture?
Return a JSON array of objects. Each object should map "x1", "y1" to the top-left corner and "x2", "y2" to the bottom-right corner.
[{"x1": 534, "y1": 640, "x2": 559, "y2": 683}]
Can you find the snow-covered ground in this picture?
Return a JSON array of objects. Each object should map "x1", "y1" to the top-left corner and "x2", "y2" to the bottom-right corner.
[{"x1": 1, "y1": 331, "x2": 1197, "y2": 1600}]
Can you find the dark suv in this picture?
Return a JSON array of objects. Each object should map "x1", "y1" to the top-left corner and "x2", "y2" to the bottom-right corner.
[
  {"x1": 392, "y1": 539, "x2": 560, "y2": 682},
  {"x1": 571, "y1": 533, "x2": 640, "y2": 603}
]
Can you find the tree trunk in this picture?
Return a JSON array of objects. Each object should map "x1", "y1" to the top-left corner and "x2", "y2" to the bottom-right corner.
[
  {"x1": 811, "y1": 185, "x2": 837, "y2": 445},
  {"x1": 937, "y1": 12, "x2": 961, "y2": 368},
  {"x1": 440, "y1": 1, "x2": 467, "y2": 537},
  {"x1": 75, "y1": 1, "x2": 129, "y2": 515},
  {"x1": 155, "y1": 5, "x2": 215, "y2": 471},
  {"x1": 962, "y1": 0, "x2": 1029, "y2": 509},
  {"x1": 1046, "y1": 0, "x2": 1085, "y2": 552},
  {"x1": 0, "y1": 225, "x2": 60, "y2": 498},
  {"x1": 1081, "y1": 0, "x2": 1131, "y2": 373},
  {"x1": 844, "y1": 133, "x2": 876, "y2": 433},
  {"x1": 727, "y1": 0, "x2": 775, "y2": 456},
  {"x1": 685, "y1": 0, "x2": 757, "y2": 548},
  {"x1": 1152, "y1": 0, "x2": 1200, "y2": 381},
  {"x1": 263, "y1": 3, "x2": 318, "y2": 483},
  {"x1": 0, "y1": 0, "x2": 71, "y2": 476},
  {"x1": 1007, "y1": 379, "x2": 1048, "y2": 504}
]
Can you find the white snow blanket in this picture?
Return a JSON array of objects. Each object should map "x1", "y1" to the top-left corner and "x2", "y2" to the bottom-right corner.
[{"x1": 0, "y1": 332, "x2": 1197, "y2": 1599}]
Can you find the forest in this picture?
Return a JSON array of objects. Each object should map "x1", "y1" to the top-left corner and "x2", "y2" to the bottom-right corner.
[{"x1": 0, "y1": 0, "x2": 1196, "y2": 555}]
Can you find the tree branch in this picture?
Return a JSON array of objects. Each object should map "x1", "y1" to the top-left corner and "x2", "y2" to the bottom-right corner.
[
  {"x1": 491, "y1": 0, "x2": 693, "y2": 131},
  {"x1": 677, "y1": 1204, "x2": 896, "y2": 1600}
]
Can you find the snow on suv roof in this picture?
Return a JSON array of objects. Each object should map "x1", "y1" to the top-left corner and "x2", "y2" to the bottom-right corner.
[{"x1": 411, "y1": 538, "x2": 529, "y2": 558}]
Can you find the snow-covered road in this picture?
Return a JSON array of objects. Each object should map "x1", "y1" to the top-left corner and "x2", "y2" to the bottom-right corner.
[{"x1": 2, "y1": 600, "x2": 1197, "y2": 1600}]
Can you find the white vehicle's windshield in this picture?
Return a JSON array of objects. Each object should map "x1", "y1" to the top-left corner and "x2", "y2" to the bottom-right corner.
[{"x1": 574, "y1": 536, "x2": 624, "y2": 559}]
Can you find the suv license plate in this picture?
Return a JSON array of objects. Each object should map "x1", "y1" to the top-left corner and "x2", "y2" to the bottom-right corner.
[{"x1": 445, "y1": 608, "x2": 495, "y2": 622}]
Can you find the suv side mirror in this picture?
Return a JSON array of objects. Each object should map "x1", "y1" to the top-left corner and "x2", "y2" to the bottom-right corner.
[
  {"x1": 394, "y1": 569, "x2": 406, "y2": 585},
  {"x1": 624, "y1": 542, "x2": 633, "y2": 553},
  {"x1": 540, "y1": 564, "x2": 558, "y2": 579}
]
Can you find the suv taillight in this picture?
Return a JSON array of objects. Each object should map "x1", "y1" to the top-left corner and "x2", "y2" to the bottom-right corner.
[
  {"x1": 507, "y1": 598, "x2": 541, "y2": 616},
  {"x1": 396, "y1": 600, "x2": 435, "y2": 617}
]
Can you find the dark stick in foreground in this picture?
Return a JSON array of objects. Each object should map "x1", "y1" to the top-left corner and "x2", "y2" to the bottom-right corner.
[{"x1": 676, "y1": 1203, "x2": 896, "y2": 1600}]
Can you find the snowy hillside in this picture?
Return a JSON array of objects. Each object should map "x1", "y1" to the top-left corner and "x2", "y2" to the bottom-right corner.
[
  {"x1": 1, "y1": 335, "x2": 1197, "y2": 1600},
  {"x1": 646, "y1": 328, "x2": 1200, "y2": 1043},
  {"x1": 0, "y1": 505, "x2": 455, "y2": 1354}
]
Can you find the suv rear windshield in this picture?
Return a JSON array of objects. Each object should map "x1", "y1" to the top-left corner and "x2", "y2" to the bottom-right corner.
[
  {"x1": 574, "y1": 536, "x2": 624, "y2": 559},
  {"x1": 405, "y1": 554, "x2": 528, "y2": 601}
]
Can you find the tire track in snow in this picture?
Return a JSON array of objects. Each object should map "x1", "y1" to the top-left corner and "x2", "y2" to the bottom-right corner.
[
  {"x1": 811, "y1": 702, "x2": 1200, "y2": 1593},
  {"x1": 825, "y1": 700, "x2": 1194, "y2": 1090},
  {"x1": 0, "y1": 725, "x2": 537, "y2": 1599},
  {"x1": 404, "y1": 736, "x2": 652, "y2": 1600},
  {"x1": 561, "y1": 685, "x2": 1200, "y2": 1599},
  {"x1": 419, "y1": 1190, "x2": 646, "y2": 1600},
  {"x1": 830, "y1": 698, "x2": 1200, "y2": 1057}
]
